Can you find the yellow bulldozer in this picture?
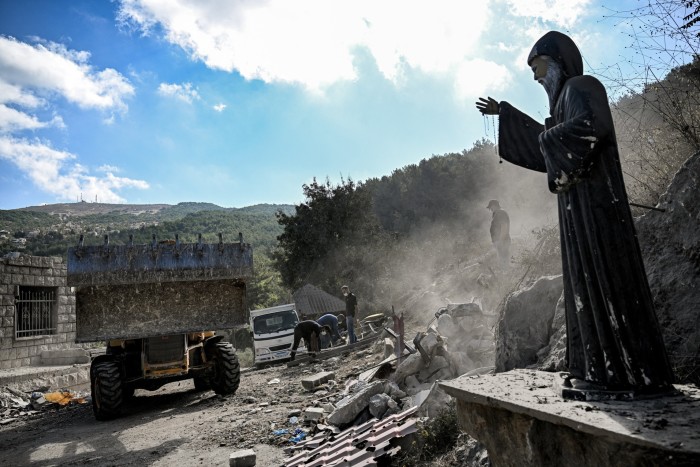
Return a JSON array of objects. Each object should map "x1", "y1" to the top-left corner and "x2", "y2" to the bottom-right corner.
[{"x1": 67, "y1": 233, "x2": 253, "y2": 420}]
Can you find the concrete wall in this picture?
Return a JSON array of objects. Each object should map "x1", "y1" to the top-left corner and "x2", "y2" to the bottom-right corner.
[{"x1": 0, "y1": 254, "x2": 77, "y2": 369}]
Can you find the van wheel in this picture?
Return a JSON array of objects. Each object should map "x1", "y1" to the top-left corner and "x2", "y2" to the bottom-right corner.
[
  {"x1": 91, "y1": 361, "x2": 123, "y2": 420},
  {"x1": 210, "y1": 343, "x2": 240, "y2": 396}
]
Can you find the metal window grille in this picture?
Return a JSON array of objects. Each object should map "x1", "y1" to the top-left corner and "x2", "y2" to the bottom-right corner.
[{"x1": 15, "y1": 286, "x2": 57, "y2": 338}]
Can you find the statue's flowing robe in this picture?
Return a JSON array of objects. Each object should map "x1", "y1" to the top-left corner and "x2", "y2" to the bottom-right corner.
[{"x1": 498, "y1": 75, "x2": 674, "y2": 390}]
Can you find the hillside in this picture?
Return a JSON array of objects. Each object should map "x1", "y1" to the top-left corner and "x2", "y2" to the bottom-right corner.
[{"x1": 0, "y1": 202, "x2": 294, "y2": 258}]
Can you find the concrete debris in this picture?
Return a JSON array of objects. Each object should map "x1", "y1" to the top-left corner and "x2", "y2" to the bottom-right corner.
[
  {"x1": 0, "y1": 387, "x2": 89, "y2": 424},
  {"x1": 388, "y1": 303, "x2": 495, "y2": 404},
  {"x1": 301, "y1": 371, "x2": 335, "y2": 391},
  {"x1": 327, "y1": 380, "x2": 385, "y2": 427},
  {"x1": 368, "y1": 392, "x2": 400, "y2": 419},
  {"x1": 303, "y1": 407, "x2": 325, "y2": 421},
  {"x1": 392, "y1": 353, "x2": 426, "y2": 386},
  {"x1": 229, "y1": 448, "x2": 256, "y2": 467},
  {"x1": 383, "y1": 338, "x2": 395, "y2": 359},
  {"x1": 412, "y1": 382, "x2": 452, "y2": 418}
]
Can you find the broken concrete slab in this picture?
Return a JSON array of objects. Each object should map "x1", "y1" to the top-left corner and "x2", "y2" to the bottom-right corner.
[
  {"x1": 368, "y1": 393, "x2": 392, "y2": 419},
  {"x1": 413, "y1": 382, "x2": 452, "y2": 418},
  {"x1": 301, "y1": 371, "x2": 335, "y2": 391},
  {"x1": 418, "y1": 355, "x2": 451, "y2": 382},
  {"x1": 383, "y1": 338, "x2": 395, "y2": 359},
  {"x1": 417, "y1": 332, "x2": 439, "y2": 358},
  {"x1": 327, "y1": 380, "x2": 385, "y2": 427},
  {"x1": 391, "y1": 353, "x2": 425, "y2": 386},
  {"x1": 436, "y1": 314, "x2": 459, "y2": 340},
  {"x1": 303, "y1": 407, "x2": 325, "y2": 421},
  {"x1": 447, "y1": 302, "x2": 483, "y2": 318},
  {"x1": 229, "y1": 448, "x2": 256, "y2": 467}
]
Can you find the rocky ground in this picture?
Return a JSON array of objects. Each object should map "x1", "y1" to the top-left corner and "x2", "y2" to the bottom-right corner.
[{"x1": 0, "y1": 345, "x2": 421, "y2": 466}]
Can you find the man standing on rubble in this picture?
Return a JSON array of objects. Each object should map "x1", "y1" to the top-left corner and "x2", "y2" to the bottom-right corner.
[
  {"x1": 487, "y1": 199, "x2": 510, "y2": 268},
  {"x1": 341, "y1": 285, "x2": 358, "y2": 344},
  {"x1": 475, "y1": 31, "x2": 674, "y2": 398}
]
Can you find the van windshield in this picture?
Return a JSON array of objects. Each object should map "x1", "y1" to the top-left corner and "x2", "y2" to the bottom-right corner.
[{"x1": 253, "y1": 310, "x2": 298, "y2": 335}]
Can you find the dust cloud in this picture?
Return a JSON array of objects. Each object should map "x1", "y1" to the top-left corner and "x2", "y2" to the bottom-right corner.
[{"x1": 354, "y1": 142, "x2": 560, "y2": 325}]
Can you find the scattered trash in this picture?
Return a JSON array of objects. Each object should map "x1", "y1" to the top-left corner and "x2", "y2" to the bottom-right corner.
[
  {"x1": 273, "y1": 429, "x2": 290, "y2": 436},
  {"x1": 268, "y1": 378, "x2": 281, "y2": 385},
  {"x1": 288, "y1": 416, "x2": 298, "y2": 425},
  {"x1": 44, "y1": 391, "x2": 87, "y2": 406},
  {"x1": 289, "y1": 428, "x2": 307, "y2": 443}
]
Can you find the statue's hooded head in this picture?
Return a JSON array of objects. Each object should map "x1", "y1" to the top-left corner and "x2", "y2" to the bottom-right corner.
[{"x1": 527, "y1": 31, "x2": 583, "y2": 114}]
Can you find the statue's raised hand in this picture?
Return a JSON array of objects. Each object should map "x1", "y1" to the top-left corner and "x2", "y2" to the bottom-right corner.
[{"x1": 476, "y1": 97, "x2": 499, "y2": 115}]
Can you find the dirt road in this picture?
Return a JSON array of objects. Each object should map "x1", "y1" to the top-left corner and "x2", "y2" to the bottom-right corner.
[{"x1": 0, "y1": 350, "x2": 382, "y2": 466}]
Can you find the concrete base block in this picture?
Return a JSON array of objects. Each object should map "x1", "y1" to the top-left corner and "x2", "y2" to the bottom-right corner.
[{"x1": 440, "y1": 369, "x2": 700, "y2": 467}]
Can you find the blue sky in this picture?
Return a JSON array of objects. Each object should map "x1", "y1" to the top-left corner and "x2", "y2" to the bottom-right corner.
[{"x1": 0, "y1": 0, "x2": 693, "y2": 209}]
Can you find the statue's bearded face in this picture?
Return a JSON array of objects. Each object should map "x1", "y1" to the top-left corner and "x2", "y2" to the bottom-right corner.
[{"x1": 531, "y1": 55, "x2": 564, "y2": 111}]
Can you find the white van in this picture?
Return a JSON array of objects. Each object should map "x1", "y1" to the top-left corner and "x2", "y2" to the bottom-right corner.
[{"x1": 249, "y1": 303, "x2": 302, "y2": 367}]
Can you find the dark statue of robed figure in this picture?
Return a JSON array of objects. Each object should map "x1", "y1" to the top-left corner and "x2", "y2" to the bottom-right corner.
[{"x1": 477, "y1": 31, "x2": 674, "y2": 398}]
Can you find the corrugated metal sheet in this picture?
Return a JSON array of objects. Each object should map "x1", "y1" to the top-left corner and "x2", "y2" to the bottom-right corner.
[
  {"x1": 283, "y1": 406, "x2": 418, "y2": 466},
  {"x1": 293, "y1": 284, "x2": 346, "y2": 318}
]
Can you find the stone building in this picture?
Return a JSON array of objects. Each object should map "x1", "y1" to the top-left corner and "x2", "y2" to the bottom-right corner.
[{"x1": 0, "y1": 253, "x2": 85, "y2": 370}]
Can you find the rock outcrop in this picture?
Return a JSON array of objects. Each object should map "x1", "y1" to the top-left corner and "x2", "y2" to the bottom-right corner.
[
  {"x1": 636, "y1": 151, "x2": 700, "y2": 385},
  {"x1": 494, "y1": 275, "x2": 563, "y2": 372}
]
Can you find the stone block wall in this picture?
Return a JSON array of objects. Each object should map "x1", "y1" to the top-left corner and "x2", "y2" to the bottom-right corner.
[{"x1": 0, "y1": 254, "x2": 77, "y2": 369}]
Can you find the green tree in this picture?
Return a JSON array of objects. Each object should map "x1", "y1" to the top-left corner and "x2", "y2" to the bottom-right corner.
[
  {"x1": 246, "y1": 253, "x2": 289, "y2": 310},
  {"x1": 274, "y1": 177, "x2": 380, "y2": 291}
]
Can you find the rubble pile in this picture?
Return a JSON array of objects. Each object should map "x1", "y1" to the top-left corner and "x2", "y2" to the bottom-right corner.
[
  {"x1": 0, "y1": 386, "x2": 89, "y2": 425},
  {"x1": 388, "y1": 303, "x2": 495, "y2": 416},
  {"x1": 269, "y1": 302, "x2": 497, "y2": 464}
]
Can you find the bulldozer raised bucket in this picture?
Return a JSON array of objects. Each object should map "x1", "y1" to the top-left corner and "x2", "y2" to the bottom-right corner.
[{"x1": 67, "y1": 234, "x2": 253, "y2": 342}]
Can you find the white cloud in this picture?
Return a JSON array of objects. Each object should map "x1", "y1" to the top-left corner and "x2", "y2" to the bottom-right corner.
[
  {"x1": 157, "y1": 82, "x2": 200, "y2": 103},
  {"x1": 0, "y1": 36, "x2": 144, "y2": 202},
  {"x1": 0, "y1": 137, "x2": 149, "y2": 203},
  {"x1": 0, "y1": 36, "x2": 134, "y2": 111},
  {"x1": 118, "y1": 0, "x2": 502, "y2": 94},
  {"x1": 454, "y1": 59, "x2": 512, "y2": 99},
  {"x1": 0, "y1": 104, "x2": 47, "y2": 133},
  {"x1": 213, "y1": 103, "x2": 226, "y2": 112},
  {"x1": 505, "y1": 0, "x2": 592, "y2": 29},
  {"x1": 97, "y1": 164, "x2": 122, "y2": 173},
  {"x1": 117, "y1": 0, "x2": 591, "y2": 100}
]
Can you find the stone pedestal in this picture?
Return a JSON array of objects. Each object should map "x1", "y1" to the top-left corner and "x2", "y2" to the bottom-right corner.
[{"x1": 440, "y1": 369, "x2": 700, "y2": 467}]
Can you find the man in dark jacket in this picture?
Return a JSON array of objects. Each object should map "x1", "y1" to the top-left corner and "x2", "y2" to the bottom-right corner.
[
  {"x1": 487, "y1": 199, "x2": 510, "y2": 268},
  {"x1": 476, "y1": 31, "x2": 673, "y2": 397},
  {"x1": 341, "y1": 285, "x2": 358, "y2": 344},
  {"x1": 290, "y1": 320, "x2": 331, "y2": 361}
]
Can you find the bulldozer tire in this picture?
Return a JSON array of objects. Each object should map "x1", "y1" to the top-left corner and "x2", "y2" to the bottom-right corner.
[
  {"x1": 193, "y1": 376, "x2": 211, "y2": 391},
  {"x1": 122, "y1": 386, "x2": 135, "y2": 400},
  {"x1": 91, "y1": 361, "x2": 123, "y2": 421},
  {"x1": 210, "y1": 343, "x2": 240, "y2": 396}
]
